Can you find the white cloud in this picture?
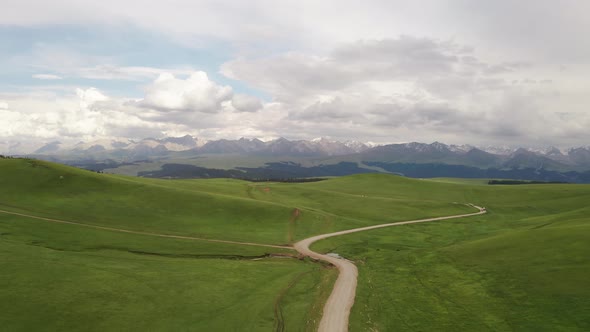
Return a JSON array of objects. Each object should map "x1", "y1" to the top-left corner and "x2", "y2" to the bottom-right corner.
[
  {"x1": 76, "y1": 87, "x2": 109, "y2": 110},
  {"x1": 231, "y1": 94, "x2": 262, "y2": 112},
  {"x1": 0, "y1": 88, "x2": 155, "y2": 143},
  {"x1": 139, "y1": 71, "x2": 233, "y2": 113},
  {"x1": 221, "y1": 37, "x2": 590, "y2": 146},
  {"x1": 3, "y1": 0, "x2": 590, "y2": 61},
  {"x1": 74, "y1": 65, "x2": 194, "y2": 81},
  {"x1": 32, "y1": 74, "x2": 63, "y2": 80},
  {"x1": 0, "y1": 70, "x2": 271, "y2": 152},
  {"x1": 15, "y1": 44, "x2": 195, "y2": 82},
  {"x1": 221, "y1": 37, "x2": 478, "y2": 100}
]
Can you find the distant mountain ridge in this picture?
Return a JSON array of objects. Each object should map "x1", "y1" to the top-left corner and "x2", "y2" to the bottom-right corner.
[
  {"x1": 29, "y1": 135, "x2": 371, "y2": 160},
  {"x1": 20, "y1": 136, "x2": 590, "y2": 171}
]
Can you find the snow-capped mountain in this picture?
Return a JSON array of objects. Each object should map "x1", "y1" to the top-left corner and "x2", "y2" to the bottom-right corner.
[
  {"x1": 479, "y1": 145, "x2": 518, "y2": 156},
  {"x1": 260, "y1": 137, "x2": 367, "y2": 156},
  {"x1": 14, "y1": 137, "x2": 590, "y2": 171},
  {"x1": 448, "y1": 144, "x2": 476, "y2": 153},
  {"x1": 28, "y1": 135, "x2": 201, "y2": 160},
  {"x1": 27, "y1": 136, "x2": 368, "y2": 159},
  {"x1": 71, "y1": 139, "x2": 134, "y2": 154},
  {"x1": 34, "y1": 141, "x2": 64, "y2": 154}
]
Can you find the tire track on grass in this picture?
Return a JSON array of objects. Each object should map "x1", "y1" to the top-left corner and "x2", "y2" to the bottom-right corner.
[
  {"x1": 273, "y1": 270, "x2": 314, "y2": 332},
  {"x1": 0, "y1": 208, "x2": 293, "y2": 250}
]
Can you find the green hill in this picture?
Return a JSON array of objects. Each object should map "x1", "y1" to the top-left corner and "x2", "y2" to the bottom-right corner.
[
  {"x1": 312, "y1": 177, "x2": 590, "y2": 331},
  {"x1": 0, "y1": 158, "x2": 335, "y2": 331},
  {"x1": 0, "y1": 158, "x2": 472, "y2": 244},
  {"x1": 1, "y1": 158, "x2": 588, "y2": 331}
]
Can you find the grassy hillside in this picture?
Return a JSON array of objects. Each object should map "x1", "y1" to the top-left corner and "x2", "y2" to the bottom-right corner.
[
  {"x1": 1, "y1": 158, "x2": 588, "y2": 331},
  {"x1": 0, "y1": 159, "x2": 471, "y2": 244},
  {"x1": 312, "y1": 178, "x2": 590, "y2": 331},
  {"x1": 0, "y1": 158, "x2": 297, "y2": 244},
  {"x1": 0, "y1": 159, "x2": 338, "y2": 331}
]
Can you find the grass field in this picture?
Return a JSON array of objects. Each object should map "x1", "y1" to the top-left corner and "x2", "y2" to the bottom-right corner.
[
  {"x1": 0, "y1": 208, "x2": 337, "y2": 331},
  {"x1": 311, "y1": 178, "x2": 590, "y2": 331},
  {"x1": 0, "y1": 158, "x2": 338, "y2": 331},
  {"x1": 1, "y1": 158, "x2": 589, "y2": 331}
]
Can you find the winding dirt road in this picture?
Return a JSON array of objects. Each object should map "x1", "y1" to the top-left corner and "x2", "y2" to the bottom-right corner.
[
  {"x1": 294, "y1": 205, "x2": 486, "y2": 332},
  {"x1": 1, "y1": 204, "x2": 485, "y2": 331}
]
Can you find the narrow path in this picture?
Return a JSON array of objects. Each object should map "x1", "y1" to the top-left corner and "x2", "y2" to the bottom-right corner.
[
  {"x1": 294, "y1": 205, "x2": 487, "y2": 332},
  {"x1": 273, "y1": 270, "x2": 314, "y2": 332},
  {"x1": 0, "y1": 208, "x2": 293, "y2": 250}
]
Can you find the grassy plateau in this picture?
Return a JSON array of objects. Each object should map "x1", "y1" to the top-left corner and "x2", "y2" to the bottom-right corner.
[{"x1": 0, "y1": 157, "x2": 588, "y2": 331}]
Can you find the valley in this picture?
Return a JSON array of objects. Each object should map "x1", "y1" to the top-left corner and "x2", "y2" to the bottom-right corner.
[{"x1": 4, "y1": 2, "x2": 590, "y2": 331}]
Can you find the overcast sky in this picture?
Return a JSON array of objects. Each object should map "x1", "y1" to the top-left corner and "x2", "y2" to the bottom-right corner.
[{"x1": 1, "y1": 0, "x2": 589, "y2": 151}]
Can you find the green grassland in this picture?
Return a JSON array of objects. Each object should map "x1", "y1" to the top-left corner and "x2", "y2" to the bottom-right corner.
[
  {"x1": 1, "y1": 158, "x2": 589, "y2": 331},
  {"x1": 426, "y1": 177, "x2": 491, "y2": 185},
  {"x1": 312, "y1": 178, "x2": 590, "y2": 331},
  {"x1": 0, "y1": 159, "x2": 473, "y2": 244},
  {"x1": 0, "y1": 207, "x2": 336, "y2": 331},
  {"x1": 0, "y1": 159, "x2": 339, "y2": 331}
]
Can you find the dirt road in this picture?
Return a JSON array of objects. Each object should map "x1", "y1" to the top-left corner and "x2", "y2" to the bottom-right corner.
[
  {"x1": 294, "y1": 205, "x2": 486, "y2": 332},
  {"x1": 1, "y1": 204, "x2": 486, "y2": 331}
]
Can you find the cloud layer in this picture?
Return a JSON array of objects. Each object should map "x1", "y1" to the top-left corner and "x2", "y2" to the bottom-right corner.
[
  {"x1": 1, "y1": 1, "x2": 590, "y2": 149},
  {"x1": 221, "y1": 36, "x2": 588, "y2": 146},
  {"x1": 0, "y1": 71, "x2": 270, "y2": 152}
]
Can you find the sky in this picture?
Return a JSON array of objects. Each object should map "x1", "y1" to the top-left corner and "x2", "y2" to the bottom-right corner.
[{"x1": 1, "y1": 0, "x2": 589, "y2": 152}]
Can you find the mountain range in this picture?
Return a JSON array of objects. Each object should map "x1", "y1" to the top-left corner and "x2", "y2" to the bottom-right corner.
[
  {"x1": 6, "y1": 135, "x2": 590, "y2": 183},
  {"x1": 22, "y1": 135, "x2": 590, "y2": 170},
  {"x1": 25, "y1": 136, "x2": 371, "y2": 160}
]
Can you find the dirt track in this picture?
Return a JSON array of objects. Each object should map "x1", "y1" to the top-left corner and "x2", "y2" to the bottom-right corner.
[
  {"x1": 294, "y1": 205, "x2": 486, "y2": 332},
  {"x1": 0, "y1": 208, "x2": 293, "y2": 250}
]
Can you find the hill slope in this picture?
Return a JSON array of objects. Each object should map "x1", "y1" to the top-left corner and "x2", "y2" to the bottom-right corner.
[
  {"x1": 311, "y1": 177, "x2": 590, "y2": 331},
  {"x1": 0, "y1": 158, "x2": 339, "y2": 331},
  {"x1": 0, "y1": 158, "x2": 471, "y2": 243},
  {"x1": 1, "y1": 158, "x2": 588, "y2": 330}
]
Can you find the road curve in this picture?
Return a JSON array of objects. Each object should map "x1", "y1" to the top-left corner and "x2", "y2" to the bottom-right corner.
[{"x1": 294, "y1": 205, "x2": 486, "y2": 332}]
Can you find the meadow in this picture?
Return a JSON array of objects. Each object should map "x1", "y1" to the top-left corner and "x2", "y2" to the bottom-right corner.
[
  {"x1": 1, "y1": 158, "x2": 588, "y2": 331},
  {"x1": 312, "y1": 177, "x2": 590, "y2": 331}
]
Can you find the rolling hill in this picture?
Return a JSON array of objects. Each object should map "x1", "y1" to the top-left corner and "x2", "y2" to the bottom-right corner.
[{"x1": 0, "y1": 157, "x2": 588, "y2": 331}]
